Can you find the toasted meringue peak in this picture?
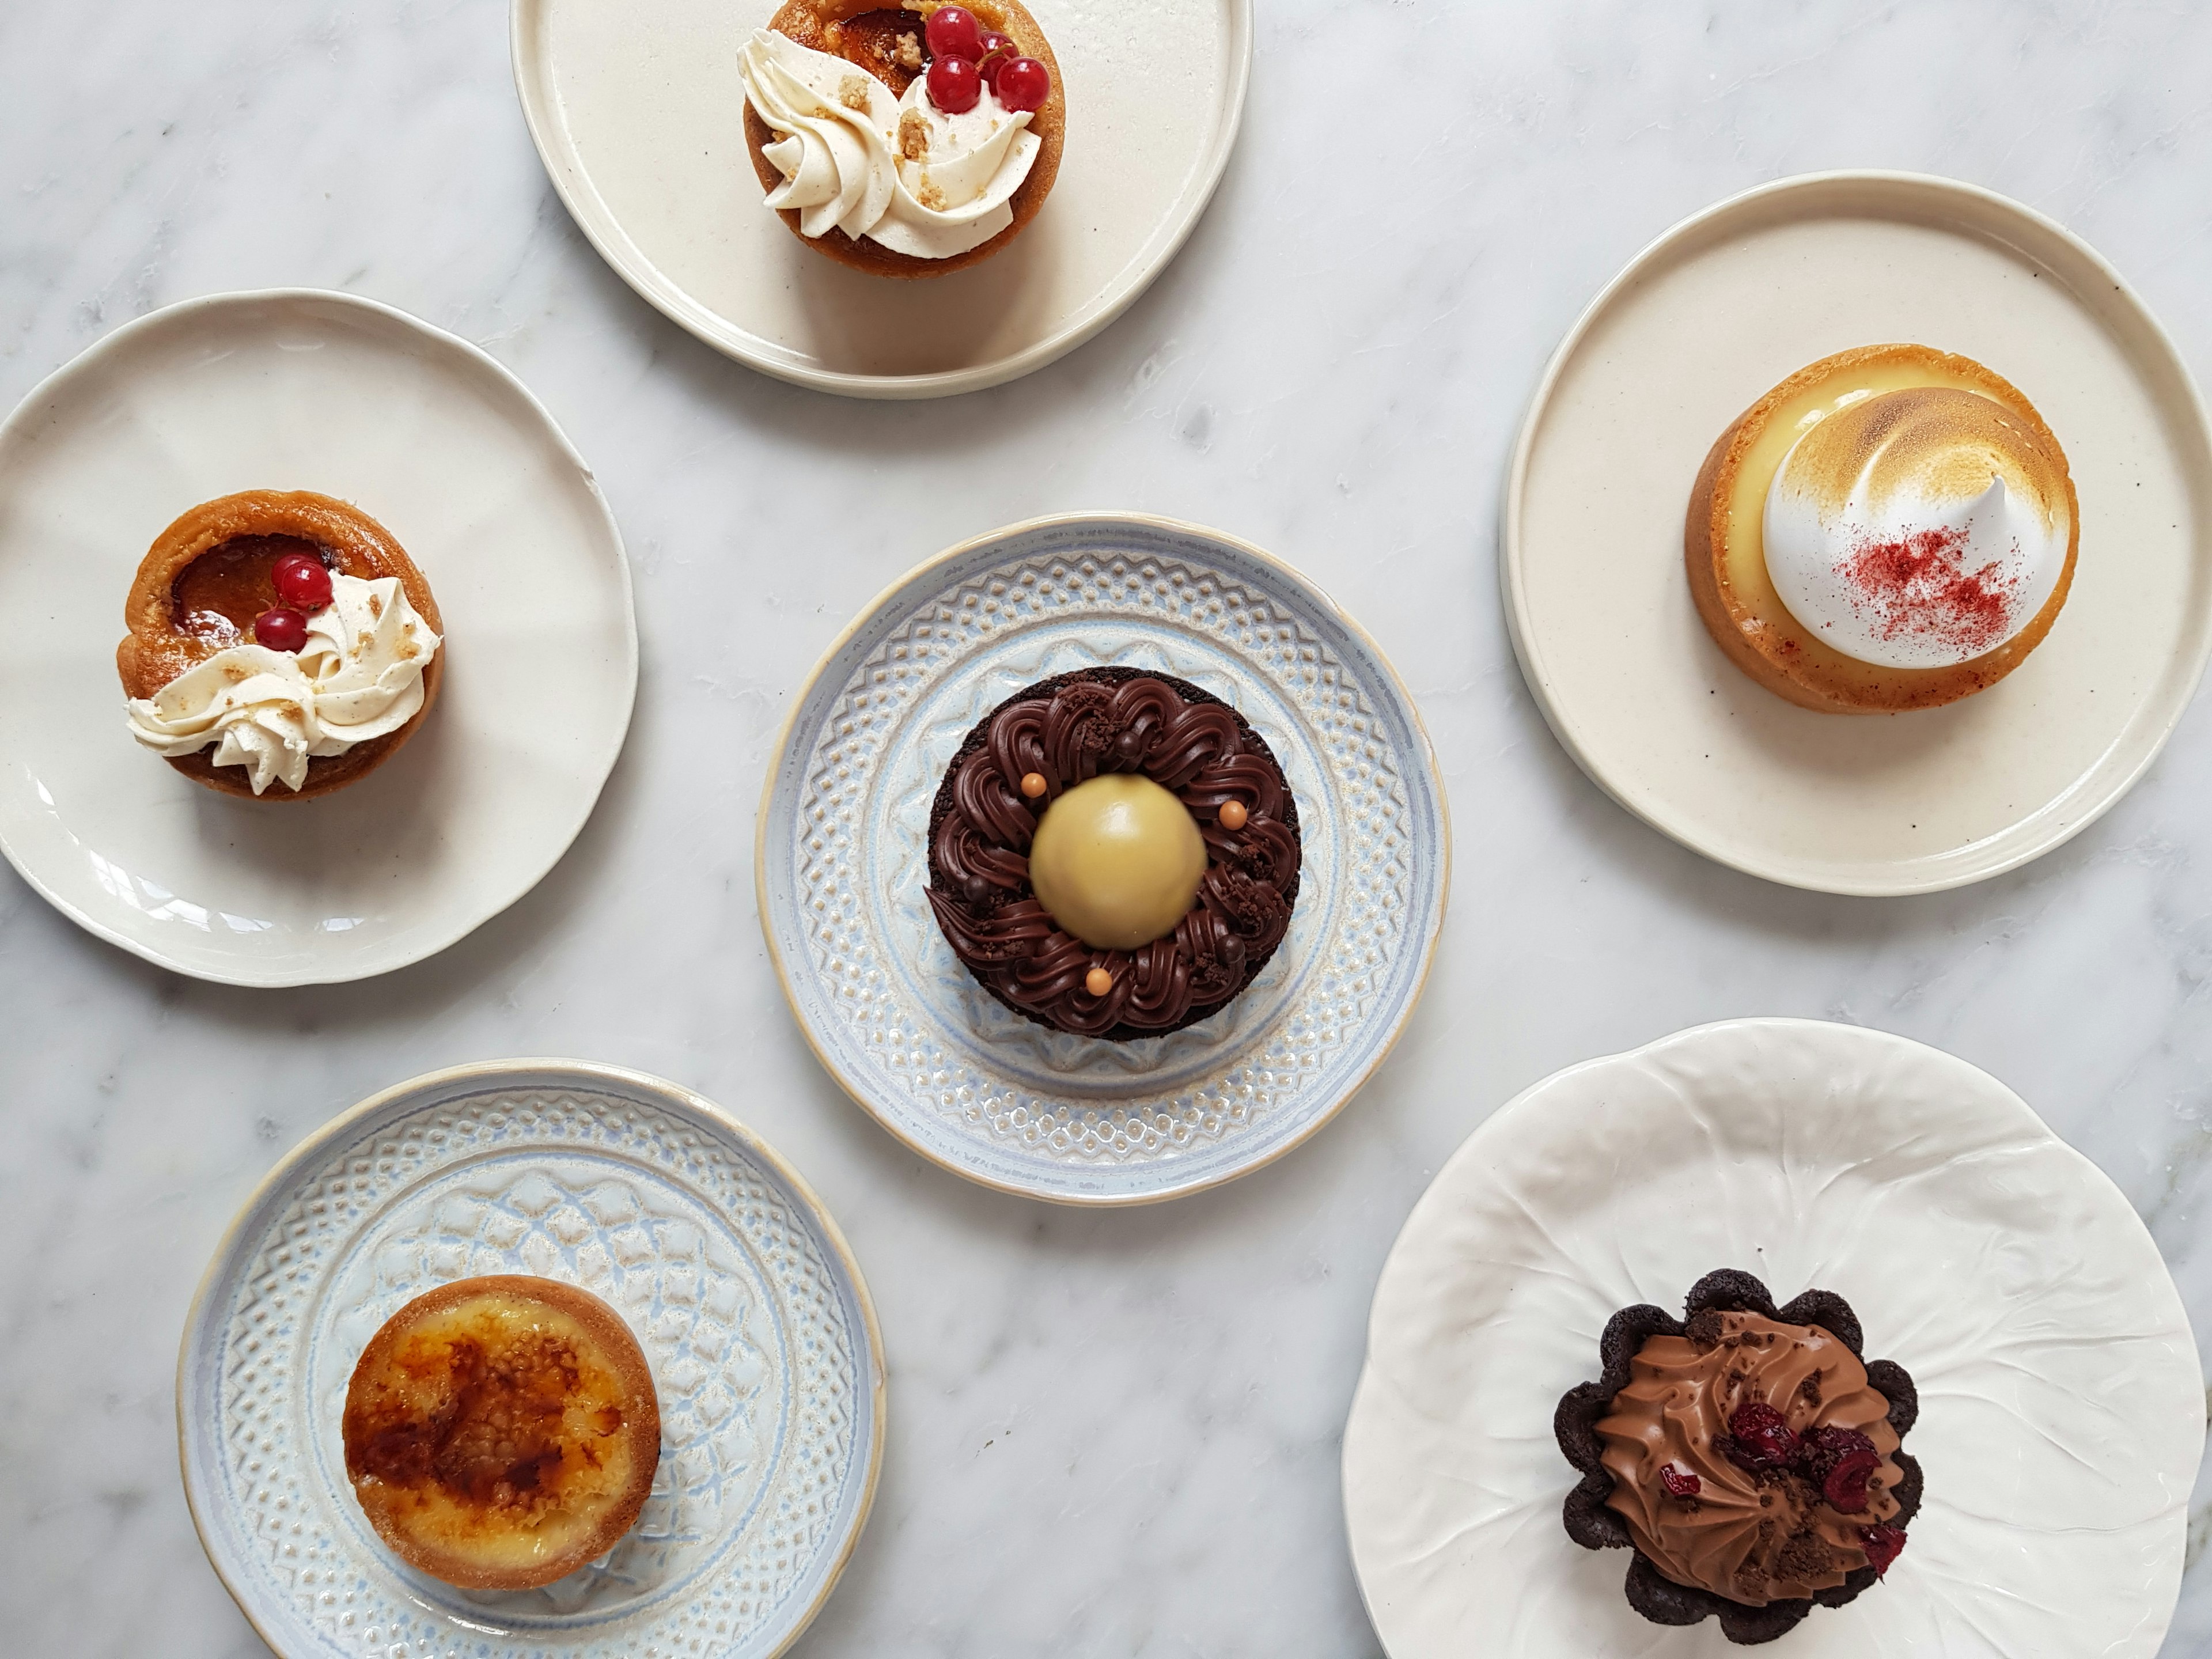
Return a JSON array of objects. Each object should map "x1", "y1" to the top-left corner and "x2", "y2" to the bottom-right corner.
[{"x1": 1763, "y1": 388, "x2": 2073, "y2": 671}]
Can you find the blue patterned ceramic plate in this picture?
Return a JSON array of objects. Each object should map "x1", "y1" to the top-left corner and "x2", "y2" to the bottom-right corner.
[
  {"x1": 177, "y1": 1060, "x2": 884, "y2": 1659},
  {"x1": 757, "y1": 515, "x2": 1450, "y2": 1205}
]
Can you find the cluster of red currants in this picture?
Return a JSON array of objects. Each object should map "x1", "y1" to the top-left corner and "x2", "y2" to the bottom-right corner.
[
  {"x1": 921, "y1": 5, "x2": 1050, "y2": 118},
  {"x1": 252, "y1": 552, "x2": 335, "y2": 653}
]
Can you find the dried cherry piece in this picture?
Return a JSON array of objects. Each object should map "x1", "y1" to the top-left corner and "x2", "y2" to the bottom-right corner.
[
  {"x1": 1859, "y1": 1524, "x2": 1907, "y2": 1576},
  {"x1": 1721, "y1": 1402, "x2": 1799, "y2": 1471}
]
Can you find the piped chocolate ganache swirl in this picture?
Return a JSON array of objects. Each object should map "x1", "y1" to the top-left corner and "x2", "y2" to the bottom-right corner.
[
  {"x1": 926, "y1": 668, "x2": 1301, "y2": 1041},
  {"x1": 1555, "y1": 1270, "x2": 1922, "y2": 1647}
]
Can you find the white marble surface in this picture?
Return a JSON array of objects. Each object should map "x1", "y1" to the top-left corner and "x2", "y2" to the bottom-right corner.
[{"x1": 4, "y1": 2, "x2": 2211, "y2": 1654}]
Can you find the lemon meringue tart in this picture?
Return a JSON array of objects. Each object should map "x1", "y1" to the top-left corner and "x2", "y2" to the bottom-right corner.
[
  {"x1": 117, "y1": 490, "x2": 443, "y2": 800},
  {"x1": 1687, "y1": 344, "x2": 2078, "y2": 714},
  {"x1": 738, "y1": 0, "x2": 1065, "y2": 278},
  {"x1": 342, "y1": 1277, "x2": 660, "y2": 1590}
]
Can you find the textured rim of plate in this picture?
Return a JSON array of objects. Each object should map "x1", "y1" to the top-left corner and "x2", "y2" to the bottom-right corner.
[
  {"x1": 1340, "y1": 1016, "x2": 2203, "y2": 1657},
  {"x1": 755, "y1": 512, "x2": 1452, "y2": 1206},
  {"x1": 1501, "y1": 171, "x2": 2212, "y2": 897},
  {"x1": 509, "y1": 0, "x2": 1252, "y2": 400},
  {"x1": 175, "y1": 1058, "x2": 885, "y2": 1659},
  {"x1": 0, "y1": 287, "x2": 638, "y2": 986}
]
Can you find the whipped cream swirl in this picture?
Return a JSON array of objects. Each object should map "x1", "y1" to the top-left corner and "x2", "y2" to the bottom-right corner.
[
  {"x1": 738, "y1": 29, "x2": 1040, "y2": 260},
  {"x1": 1762, "y1": 385, "x2": 2071, "y2": 670},
  {"x1": 127, "y1": 573, "x2": 440, "y2": 794}
]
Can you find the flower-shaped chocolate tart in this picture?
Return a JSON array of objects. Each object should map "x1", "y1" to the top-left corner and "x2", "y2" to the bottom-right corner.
[
  {"x1": 1554, "y1": 1269, "x2": 1923, "y2": 1645},
  {"x1": 925, "y1": 666, "x2": 1301, "y2": 1041}
]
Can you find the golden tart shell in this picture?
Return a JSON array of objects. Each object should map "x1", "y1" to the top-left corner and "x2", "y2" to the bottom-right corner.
[
  {"x1": 115, "y1": 490, "x2": 444, "y2": 801},
  {"x1": 742, "y1": 0, "x2": 1065, "y2": 279},
  {"x1": 1685, "y1": 343, "x2": 2078, "y2": 714},
  {"x1": 340, "y1": 1275, "x2": 660, "y2": 1591}
]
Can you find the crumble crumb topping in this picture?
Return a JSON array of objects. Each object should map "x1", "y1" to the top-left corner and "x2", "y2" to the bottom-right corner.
[
  {"x1": 898, "y1": 107, "x2": 930, "y2": 161},
  {"x1": 838, "y1": 73, "x2": 872, "y2": 112}
]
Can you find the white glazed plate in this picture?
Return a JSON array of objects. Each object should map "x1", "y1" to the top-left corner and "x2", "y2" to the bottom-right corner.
[
  {"x1": 1342, "y1": 1018, "x2": 2203, "y2": 1658},
  {"x1": 1505, "y1": 172, "x2": 2212, "y2": 895},
  {"x1": 757, "y1": 514, "x2": 1450, "y2": 1205},
  {"x1": 512, "y1": 0, "x2": 1251, "y2": 399},
  {"x1": 0, "y1": 290, "x2": 636, "y2": 985},
  {"x1": 178, "y1": 1059, "x2": 884, "y2": 1659}
]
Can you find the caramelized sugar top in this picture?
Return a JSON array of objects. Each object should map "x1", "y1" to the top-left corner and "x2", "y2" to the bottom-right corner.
[
  {"x1": 344, "y1": 1294, "x2": 635, "y2": 1528},
  {"x1": 171, "y1": 535, "x2": 329, "y2": 640}
]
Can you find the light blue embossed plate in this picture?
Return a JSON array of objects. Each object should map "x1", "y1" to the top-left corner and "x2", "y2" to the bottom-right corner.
[
  {"x1": 757, "y1": 515, "x2": 1450, "y2": 1205},
  {"x1": 177, "y1": 1060, "x2": 884, "y2": 1659}
]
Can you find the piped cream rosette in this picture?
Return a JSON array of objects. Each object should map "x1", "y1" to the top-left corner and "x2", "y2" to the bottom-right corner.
[
  {"x1": 127, "y1": 572, "x2": 440, "y2": 795},
  {"x1": 737, "y1": 28, "x2": 1041, "y2": 261}
]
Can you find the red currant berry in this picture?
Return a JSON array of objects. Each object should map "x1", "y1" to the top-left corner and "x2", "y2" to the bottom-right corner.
[
  {"x1": 255, "y1": 607, "x2": 309, "y2": 653},
  {"x1": 272, "y1": 551, "x2": 334, "y2": 611},
  {"x1": 975, "y1": 29, "x2": 1014, "y2": 86},
  {"x1": 927, "y1": 54, "x2": 982, "y2": 114},
  {"x1": 924, "y1": 5, "x2": 983, "y2": 61},
  {"x1": 995, "y1": 55, "x2": 1050, "y2": 113}
]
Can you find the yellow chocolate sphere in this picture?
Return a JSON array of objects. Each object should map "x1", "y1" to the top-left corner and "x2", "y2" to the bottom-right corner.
[{"x1": 1027, "y1": 774, "x2": 1206, "y2": 951}]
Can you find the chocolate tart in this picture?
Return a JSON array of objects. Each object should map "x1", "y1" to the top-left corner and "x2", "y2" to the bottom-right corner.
[
  {"x1": 342, "y1": 1276, "x2": 661, "y2": 1591},
  {"x1": 116, "y1": 490, "x2": 444, "y2": 802},
  {"x1": 925, "y1": 666, "x2": 1301, "y2": 1041},
  {"x1": 743, "y1": 0, "x2": 1065, "y2": 279},
  {"x1": 1687, "y1": 343, "x2": 2077, "y2": 714},
  {"x1": 1555, "y1": 1270, "x2": 1923, "y2": 1646}
]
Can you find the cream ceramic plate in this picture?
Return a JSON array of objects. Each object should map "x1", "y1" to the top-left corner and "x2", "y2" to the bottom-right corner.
[
  {"x1": 1342, "y1": 1018, "x2": 2203, "y2": 1658},
  {"x1": 757, "y1": 514, "x2": 1449, "y2": 1205},
  {"x1": 0, "y1": 290, "x2": 635, "y2": 985},
  {"x1": 512, "y1": 0, "x2": 1250, "y2": 399},
  {"x1": 1505, "y1": 172, "x2": 2212, "y2": 895},
  {"x1": 179, "y1": 1060, "x2": 884, "y2": 1659}
]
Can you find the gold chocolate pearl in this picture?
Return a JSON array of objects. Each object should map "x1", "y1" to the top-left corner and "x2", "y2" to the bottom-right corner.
[
  {"x1": 1218, "y1": 799, "x2": 1249, "y2": 831},
  {"x1": 1028, "y1": 774, "x2": 1206, "y2": 951},
  {"x1": 1085, "y1": 967, "x2": 1113, "y2": 997},
  {"x1": 1020, "y1": 771, "x2": 1048, "y2": 800}
]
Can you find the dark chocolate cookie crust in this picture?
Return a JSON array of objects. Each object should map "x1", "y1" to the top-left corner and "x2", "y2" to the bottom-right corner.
[
  {"x1": 1554, "y1": 1269, "x2": 1923, "y2": 1647},
  {"x1": 925, "y1": 666, "x2": 1301, "y2": 1041}
]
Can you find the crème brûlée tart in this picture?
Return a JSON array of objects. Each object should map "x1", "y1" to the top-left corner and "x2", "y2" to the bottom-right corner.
[
  {"x1": 738, "y1": 0, "x2": 1064, "y2": 278},
  {"x1": 1687, "y1": 343, "x2": 2078, "y2": 714},
  {"x1": 342, "y1": 1277, "x2": 660, "y2": 1590},
  {"x1": 116, "y1": 490, "x2": 442, "y2": 800}
]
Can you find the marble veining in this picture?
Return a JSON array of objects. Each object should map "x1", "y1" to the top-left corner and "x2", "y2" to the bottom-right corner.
[{"x1": 5, "y1": 1, "x2": 2212, "y2": 1655}]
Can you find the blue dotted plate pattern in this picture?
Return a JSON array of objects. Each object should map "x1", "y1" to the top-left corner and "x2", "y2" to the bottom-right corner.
[
  {"x1": 179, "y1": 1066, "x2": 880, "y2": 1659},
  {"x1": 760, "y1": 518, "x2": 1449, "y2": 1202}
]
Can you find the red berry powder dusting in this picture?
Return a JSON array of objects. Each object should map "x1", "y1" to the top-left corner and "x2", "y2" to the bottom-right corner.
[{"x1": 1835, "y1": 523, "x2": 2021, "y2": 657}]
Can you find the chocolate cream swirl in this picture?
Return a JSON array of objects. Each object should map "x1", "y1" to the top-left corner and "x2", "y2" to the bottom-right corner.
[
  {"x1": 1597, "y1": 1310, "x2": 1904, "y2": 1605},
  {"x1": 925, "y1": 669, "x2": 1301, "y2": 1040}
]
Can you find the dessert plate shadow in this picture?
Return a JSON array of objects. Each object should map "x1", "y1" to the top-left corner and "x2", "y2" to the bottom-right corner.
[
  {"x1": 179, "y1": 1059, "x2": 884, "y2": 1659},
  {"x1": 1342, "y1": 1017, "x2": 2202, "y2": 1658},
  {"x1": 1505, "y1": 171, "x2": 2212, "y2": 895},
  {"x1": 757, "y1": 514, "x2": 1450, "y2": 1205},
  {"x1": 511, "y1": 0, "x2": 1251, "y2": 399},
  {"x1": 0, "y1": 289, "x2": 636, "y2": 985}
]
